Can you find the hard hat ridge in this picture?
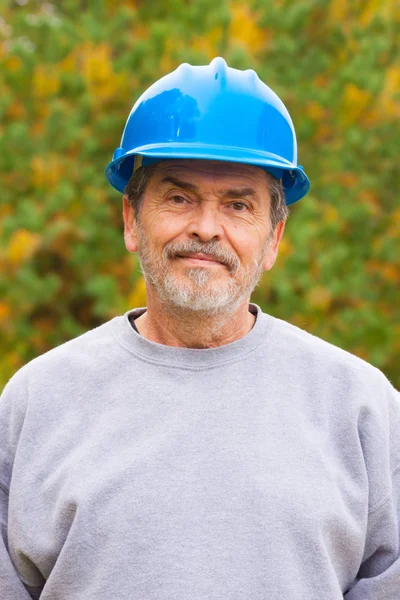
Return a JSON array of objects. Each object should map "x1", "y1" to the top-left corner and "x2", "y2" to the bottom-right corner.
[
  {"x1": 209, "y1": 56, "x2": 228, "y2": 86},
  {"x1": 105, "y1": 57, "x2": 310, "y2": 205}
]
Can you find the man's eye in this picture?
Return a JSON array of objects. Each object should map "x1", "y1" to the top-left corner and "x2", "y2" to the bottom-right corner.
[
  {"x1": 231, "y1": 202, "x2": 249, "y2": 211},
  {"x1": 170, "y1": 195, "x2": 188, "y2": 205}
]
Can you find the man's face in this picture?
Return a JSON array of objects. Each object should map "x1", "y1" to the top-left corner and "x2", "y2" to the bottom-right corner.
[{"x1": 123, "y1": 160, "x2": 285, "y2": 313}]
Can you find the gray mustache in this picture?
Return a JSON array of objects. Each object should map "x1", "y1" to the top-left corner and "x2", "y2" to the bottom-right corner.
[{"x1": 163, "y1": 240, "x2": 240, "y2": 273}]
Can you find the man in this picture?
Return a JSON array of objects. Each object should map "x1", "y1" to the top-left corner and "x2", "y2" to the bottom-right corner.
[{"x1": 0, "y1": 57, "x2": 399, "y2": 599}]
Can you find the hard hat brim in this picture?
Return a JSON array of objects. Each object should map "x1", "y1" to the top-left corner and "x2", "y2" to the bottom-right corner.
[{"x1": 105, "y1": 143, "x2": 310, "y2": 206}]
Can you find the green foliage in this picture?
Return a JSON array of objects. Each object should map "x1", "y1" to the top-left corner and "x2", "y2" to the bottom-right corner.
[{"x1": 0, "y1": 0, "x2": 399, "y2": 389}]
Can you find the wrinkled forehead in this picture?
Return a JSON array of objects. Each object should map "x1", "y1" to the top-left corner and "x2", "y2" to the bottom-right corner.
[{"x1": 149, "y1": 159, "x2": 273, "y2": 191}]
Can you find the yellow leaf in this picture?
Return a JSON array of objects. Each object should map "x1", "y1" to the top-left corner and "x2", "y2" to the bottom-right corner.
[
  {"x1": 35, "y1": 103, "x2": 51, "y2": 122},
  {"x1": 358, "y1": 190, "x2": 381, "y2": 216},
  {"x1": 306, "y1": 286, "x2": 332, "y2": 310},
  {"x1": 32, "y1": 65, "x2": 60, "y2": 98},
  {"x1": 30, "y1": 121, "x2": 46, "y2": 138},
  {"x1": 191, "y1": 27, "x2": 223, "y2": 58},
  {"x1": 361, "y1": 106, "x2": 381, "y2": 127},
  {"x1": 337, "y1": 172, "x2": 360, "y2": 188},
  {"x1": 48, "y1": 217, "x2": 77, "y2": 256},
  {"x1": 7, "y1": 229, "x2": 41, "y2": 265},
  {"x1": 78, "y1": 42, "x2": 124, "y2": 102},
  {"x1": 59, "y1": 52, "x2": 76, "y2": 73},
  {"x1": 323, "y1": 205, "x2": 339, "y2": 224},
  {"x1": 6, "y1": 55, "x2": 22, "y2": 71},
  {"x1": 31, "y1": 155, "x2": 63, "y2": 189},
  {"x1": 0, "y1": 302, "x2": 11, "y2": 324},
  {"x1": 352, "y1": 346, "x2": 370, "y2": 361},
  {"x1": 379, "y1": 66, "x2": 400, "y2": 118},
  {"x1": 6, "y1": 101, "x2": 26, "y2": 120},
  {"x1": 127, "y1": 276, "x2": 147, "y2": 309},
  {"x1": 360, "y1": 0, "x2": 380, "y2": 27},
  {"x1": 315, "y1": 122, "x2": 334, "y2": 143},
  {"x1": 304, "y1": 101, "x2": 326, "y2": 122},
  {"x1": 277, "y1": 237, "x2": 293, "y2": 259},
  {"x1": 133, "y1": 24, "x2": 149, "y2": 41},
  {"x1": 329, "y1": 0, "x2": 348, "y2": 23},
  {"x1": 360, "y1": 0, "x2": 400, "y2": 26},
  {"x1": 381, "y1": 264, "x2": 399, "y2": 283},
  {"x1": 392, "y1": 208, "x2": 400, "y2": 224},
  {"x1": 340, "y1": 83, "x2": 372, "y2": 125},
  {"x1": 313, "y1": 74, "x2": 329, "y2": 89},
  {"x1": 367, "y1": 260, "x2": 399, "y2": 283},
  {"x1": 229, "y1": 4, "x2": 268, "y2": 54}
]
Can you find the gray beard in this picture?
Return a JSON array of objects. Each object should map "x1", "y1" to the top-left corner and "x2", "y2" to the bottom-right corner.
[{"x1": 135, "y1": 224, "x2": 271, "y2": 315}]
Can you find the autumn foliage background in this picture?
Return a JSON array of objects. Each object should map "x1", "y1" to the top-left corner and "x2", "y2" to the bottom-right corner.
[{"x1": 0, "y1": 0, "x2": 399, "y2": 390}]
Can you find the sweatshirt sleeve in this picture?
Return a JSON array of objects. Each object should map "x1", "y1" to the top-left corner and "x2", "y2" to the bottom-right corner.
[
  {"x1": 0, "y1": 373, "x2": 38, "y2": 599},
  {"x1": 344, "y1": 380, "x2": 400, "y2": 600}
]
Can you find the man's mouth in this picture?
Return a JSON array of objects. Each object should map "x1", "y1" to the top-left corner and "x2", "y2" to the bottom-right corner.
[{"x1": 176, "y1": 253, "x2": 224, "y2": 265}]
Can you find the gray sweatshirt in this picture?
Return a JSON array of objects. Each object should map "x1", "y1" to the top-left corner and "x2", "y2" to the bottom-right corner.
[{"x1": 1, "y1": 303, "x2": 399, "y2": 599}]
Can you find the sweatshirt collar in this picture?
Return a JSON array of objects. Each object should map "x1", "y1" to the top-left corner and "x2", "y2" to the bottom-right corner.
[{"x1": 115, "y1": 303, "x2": 273, "y2": 369}]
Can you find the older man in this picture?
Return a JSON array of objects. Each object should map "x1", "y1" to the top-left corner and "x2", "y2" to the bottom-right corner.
[{"x1": 1, "y1": 58, "x2": 399, "y2": 600}]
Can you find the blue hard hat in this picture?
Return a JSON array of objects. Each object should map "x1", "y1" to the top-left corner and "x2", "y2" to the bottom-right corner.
[{"x1": 105, "y1": 57, "x2": 310, "y2": 205}]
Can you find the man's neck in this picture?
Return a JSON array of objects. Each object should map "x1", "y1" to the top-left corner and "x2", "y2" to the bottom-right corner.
[{"x1": 133, "y1": 298, "x2": 256, "y2": 349}]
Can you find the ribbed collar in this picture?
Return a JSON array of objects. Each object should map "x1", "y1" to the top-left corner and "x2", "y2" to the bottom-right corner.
[{"x1": 114, "y1": 303, "x2": 274, "y2": 370}]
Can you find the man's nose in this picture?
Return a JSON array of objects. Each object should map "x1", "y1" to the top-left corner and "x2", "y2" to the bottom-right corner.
[{"x1": 186, "y1": 202, "x2": 224, "y2": 242}]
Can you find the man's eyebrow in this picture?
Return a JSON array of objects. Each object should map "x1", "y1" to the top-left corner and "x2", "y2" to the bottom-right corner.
[
  {"x1": 160, "y1": 177, "x2": 258, "y2": 199},
  {"x1": 160, "y1": 176, "x2": 199, "y2": 191},
  {"x1": 223, "y1": 187, "x2": 257, "y2": 199}
]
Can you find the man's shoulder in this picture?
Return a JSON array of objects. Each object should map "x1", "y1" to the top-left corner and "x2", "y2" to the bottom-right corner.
[
  {"x1": 266, "y1": 313, "x2": 394, "y2": 390},
  {"x1": 5, "y1": 315, "x2": 124, "y2": 391}
]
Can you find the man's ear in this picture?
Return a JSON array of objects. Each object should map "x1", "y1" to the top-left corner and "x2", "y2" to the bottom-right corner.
[
  {"x1": 262, "y1": 219, "x2": 286, "y2": 272},
  {"x1": 122, "y1": 194, "x2": 138, "y2": 253}
]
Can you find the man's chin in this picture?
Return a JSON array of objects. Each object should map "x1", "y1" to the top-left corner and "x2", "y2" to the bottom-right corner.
[
  {"x1": 169, "y1": 299, "x2": 240, "y2": 314},
  {"x1": 157, "y1": 282, "x2": 242, "y2": 313}
]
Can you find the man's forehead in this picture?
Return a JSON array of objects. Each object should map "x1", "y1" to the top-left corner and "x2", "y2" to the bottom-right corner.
[{"x1": 151, "y1": 159, "x2": 270, "y2": 185}]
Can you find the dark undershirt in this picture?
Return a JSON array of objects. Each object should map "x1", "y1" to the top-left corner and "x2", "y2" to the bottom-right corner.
[{"x1": 129, "y1": 316, "x2": 139, "y2": 334}]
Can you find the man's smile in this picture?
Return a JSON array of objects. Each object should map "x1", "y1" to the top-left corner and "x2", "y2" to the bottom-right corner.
[{"x1": 175, "y1": 252, "x2": 225, "y2": 266}]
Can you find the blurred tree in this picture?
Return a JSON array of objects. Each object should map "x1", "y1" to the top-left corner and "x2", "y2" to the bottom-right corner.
[{"x1": 0, "y1": 0, "x2": 399, "y2": 389}]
